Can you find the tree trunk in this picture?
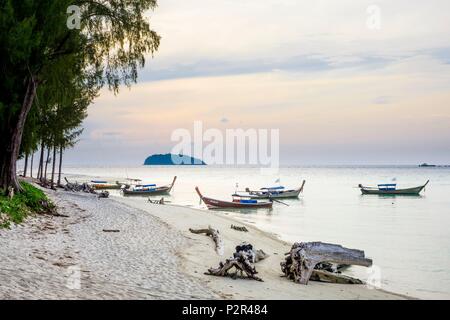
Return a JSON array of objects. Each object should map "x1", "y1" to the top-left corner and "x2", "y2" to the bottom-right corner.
[
  {"x1": 0, "y1": 76, "x2": 38, "y2": 193},
  {"x1": 44, "y1": 146, "x2": 50, "y2": 181},
  {"x1": 30, "y1": 153, "x2": 34, "y2": 178},
  {"x1": 23, "y1": 153, "x2": 29, "y2": 177},
  {"x1": 50, "y1": 145, "x2": 56, "y2": 188},
  {"x1": 57, "y1": 145, "x2": 63, "y2": 186},
  {"x1": 37, "y1": 141, "x2": 44, "y2": 180}
]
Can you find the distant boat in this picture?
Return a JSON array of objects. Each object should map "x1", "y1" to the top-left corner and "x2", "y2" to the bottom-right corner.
[
  {"x1": 358, "y1": 180, "x2": 429, "y2": 195},
  {"x1": 195, "y1": 187, "x2": 273, "y2": 209},
  {"x1": 122, "y1": 176, "x2": 177, "y2": 196},
  {"x1": 234, "y1": 180, "x2": 306, "y2": 199}
]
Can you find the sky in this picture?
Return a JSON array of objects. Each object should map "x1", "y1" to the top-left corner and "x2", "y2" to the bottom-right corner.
[{"x1": 64, "y1": 0, "x2": 450, "y2": 166}]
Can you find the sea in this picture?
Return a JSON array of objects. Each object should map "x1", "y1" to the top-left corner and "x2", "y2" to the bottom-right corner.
[{"x1": 53, "y1": 165, "x2": 450, "y2": 299}]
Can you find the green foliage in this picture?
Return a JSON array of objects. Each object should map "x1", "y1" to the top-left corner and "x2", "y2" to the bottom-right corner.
[
  {"x1": 0, "y1": 181, "x2": 53, "y2": 228},
  {"x1": 0, "y1": 0, "x2": 160, "y2": 190},
  {"x1": 76, "y1": 0, "x2": 161, "y2": 91}
]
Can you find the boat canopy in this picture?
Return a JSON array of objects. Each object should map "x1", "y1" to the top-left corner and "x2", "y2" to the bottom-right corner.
[
  {"x1": 261, "y1": 186, "x2": 285, "y2": 190},
  {"x1": 378, "y1": 183, "x2": 396, "y2": 191},
  {"x1": 135, "y1": 186, "x2": 156, "y2": 191},
  {"x1": 91, "y1": 180, "x2": 108, "y2": 184},
  {"x1": 240, "y1": 199, "x2": 258, "y2": 204}
]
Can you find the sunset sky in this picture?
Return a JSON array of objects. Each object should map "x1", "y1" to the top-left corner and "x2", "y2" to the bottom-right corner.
[{"x1": 65, "y1": 0, "x2": 450, "y2": 165}]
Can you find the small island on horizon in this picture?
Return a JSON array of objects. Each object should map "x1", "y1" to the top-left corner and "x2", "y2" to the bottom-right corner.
[
  {"x1": 418, "y1": 163, "x2": 449, "y2": 168},
  {"x1": 419, "y1": 163, "x2": 436, "y2": 167},
  {"x1": 144, "y1": 153, "x2": 207, "y2": 165}
]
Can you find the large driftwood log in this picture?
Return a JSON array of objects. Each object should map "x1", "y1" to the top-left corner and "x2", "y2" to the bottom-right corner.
[
  {"x1": 281, "y1": 242, "x2": 372, "y2": 285},
  {"x1": 189, "y1": 226, "x2": 224, "y2": 255},
  {"x1": 206, "y1": 242, "x2": 264, "y2": 282}
]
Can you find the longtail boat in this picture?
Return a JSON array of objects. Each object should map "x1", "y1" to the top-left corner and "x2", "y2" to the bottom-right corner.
[
  {"x1": 195, "y1": 187, "x2": 273, "y2": 209},
  {"x1": 122, "y1": 176, "x2": 177, "y2": 196},
  {"x1": 234, "y1": 180, "x2": 306, "y2": 199},
  {"x1": 358, "y1": 180, "x2": 429, "y2": 195}
]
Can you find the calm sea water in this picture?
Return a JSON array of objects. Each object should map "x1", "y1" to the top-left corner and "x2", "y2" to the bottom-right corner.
[{"x1": 58, "y1": 165, "x2": 450, "y2": 299}]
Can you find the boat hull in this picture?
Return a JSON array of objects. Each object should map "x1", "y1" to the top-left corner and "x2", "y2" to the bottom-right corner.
[
  {"x1": 202, "y1": 196, "x2": 273, "y2": 209},
  {"x1": 238, "y1": 188, "x2": 301, "y2": 199},
  {"x1": 92, "y1": 184, "x2": 122, "y2": 190},
  {"x1": 359, "y1": 181, "x2": 429, "y2": 195},
  {"x1": 195, "y1": 187, "x2": 272, "y2": 209},
  {"x1": 236, "y1": 180, "x2": 306, "y2": 199},
  {"x1": 122, "y1": 187, "x2": 171, "y2": 196},
  {"x1": 122, "y1": 176, "x2": 177, "y2": 196}
]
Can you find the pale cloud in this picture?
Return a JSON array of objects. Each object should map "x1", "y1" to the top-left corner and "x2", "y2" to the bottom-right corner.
[
  {"x1": 144, "y1": 0, "x2": 450, "y2": 80},
  {"x1": 373, "y1": 96, "x2": 391, "y2": 105},
  {"x1": 67, "y1": 54, "x2": 450, "y2": 165},
  {"x1": 63, "y1": 1, "x2": 450, "y2": 165}
]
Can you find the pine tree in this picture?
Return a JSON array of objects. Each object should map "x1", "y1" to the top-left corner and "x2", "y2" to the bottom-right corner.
[{"x1": 0, "y1": 0, "x2": 160, "y2": 193}]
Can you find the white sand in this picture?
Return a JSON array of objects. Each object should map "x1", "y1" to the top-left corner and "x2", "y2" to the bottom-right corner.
[
  {"x1": 0, "y1": 189, "x2": 217, "y2": 299},
  {"x1": 0, "y1": 186, "x2": 408, "y2": 299}
]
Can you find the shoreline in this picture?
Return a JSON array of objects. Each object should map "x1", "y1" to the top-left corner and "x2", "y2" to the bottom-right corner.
[
  {"x1": 114, "y1": 196, "x2": 410, "y2": 300},
  {"x1": 0, "y1": 183, "x2": 410, "y2": 300}
]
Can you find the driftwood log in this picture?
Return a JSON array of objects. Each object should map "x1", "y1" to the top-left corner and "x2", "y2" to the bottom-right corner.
[
  {"x1": 281, "y1": 242, "x2": 372, "y2": 285},
  {"x1": 206, "y1": 242, "x2": 265, "y2": 282},
  {"x1": 231, "y1": 224, "x2": 248, "y2": 232},
  {"x1": 148, "y1": 197, "x2": 165, "y2": 204},
  {"x1": 189, "y1": 226, "x2": 224, "y2": 255}
]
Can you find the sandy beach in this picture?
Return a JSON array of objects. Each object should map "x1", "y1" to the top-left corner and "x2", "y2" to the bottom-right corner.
[
  {"x1": 0, "y1": 185, "x2": 408, "y2": 300},
  {"x1": 0, "y1": 187, "x2": 216, "y2": 299}
]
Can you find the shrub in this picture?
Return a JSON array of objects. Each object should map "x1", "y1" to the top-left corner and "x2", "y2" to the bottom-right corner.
[{"x1": 0, "y1": 182, "x2": 54, "y2": 228}]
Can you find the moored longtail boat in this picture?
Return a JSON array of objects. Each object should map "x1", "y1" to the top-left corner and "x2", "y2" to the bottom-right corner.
[
  {"x1": 358, "y1": 180, "x2": 429, "y2": 195},
  {"x1": 122, "y1": 176, "x2": 177, "y2": 196},
  {"x1": 195, "y1": 187, "x2": 273, "y2": 209},
  {"x1": 235, "y1": 180, "x2": 306, "y2": 199}
]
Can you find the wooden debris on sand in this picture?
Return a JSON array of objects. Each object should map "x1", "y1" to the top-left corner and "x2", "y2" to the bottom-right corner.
[
  {"x1": 38, "y1": 178, "x2": 57, "y2": 190},
  {"x1": 148, "y1": 197, "x2": 165, "y2": 204},
  {"x1": 64, "y1": 177, "x2": 99, "y2": 195},
  {"x1": 235, "y1": 242, "x2": 268, "y2": 263},
  {"x1": 189, "y1": 226, "x2": 224, "y2": 255},
  {"x1": 281, "y1": 241, "x2": 372, "y2": 285},
  {"x1": 97, "y1": 191, "x2": 109, "y2": 199},
  {"x1": 205, "y1": 242, "x2": 267, "y2": 282},
  {"x1": 230, "y1": 224, "x2": 248, "y2": 232},
  {"x1": 102, "y1": 229, "x2": 120, "y2": 233}
]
